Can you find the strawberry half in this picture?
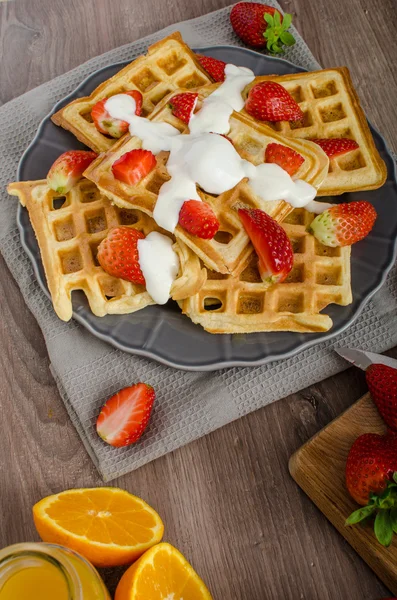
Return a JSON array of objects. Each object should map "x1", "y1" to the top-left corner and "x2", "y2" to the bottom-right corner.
[
  {"x1": 96, "y1": 383, "x2": 155, "y2": 447},
  {"x1": 245, "y1": 81, "x2": 303, "y2": 122},
  {"x1": 47, "y1": 150, "x2": 97, "y2": 194},
  {"x1": 112, "y1": 149, "x2": 156, "y2": 186},
  {"x1": 308, "y1": 201, "x2": 377, "y2": 247},
  {"x1": 196, "y1": 54, "x2": 226, "y2": 82},
  {"x1": 345, "y1": 432, "x2": 397, "y2": 547},
  {"x1": 91, "y1": 90, "x2": 143, "y2": 138},
  {"x1": 230, "y1": 3, "x2": 295, "y2": 53},
  {"x1": 238, "y1": 208, "x2": 293, "y2": 285},
  {"x1": 97, "y1": 226, "x2": 145, "y2": 285},
  {"x1": 310, "y1": 138, "x2": 359, "y2": 158},
  {"x1": 366, "y1": 364, "x2": 397, "y2": 431},
  {"x1": 265, "y1": 142, "x2": 304, "y2": 176},
  {"x1": 178, "y1": 200, "x2": 220, "y2": 239},
  {"x1": 169, "y1": 92, "x2": 198, "y2": 124}
]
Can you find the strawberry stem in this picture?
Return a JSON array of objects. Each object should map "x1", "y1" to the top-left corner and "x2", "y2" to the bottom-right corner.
[{"x1": 263, "y1": 12, "x2": 296, "y2": 54}]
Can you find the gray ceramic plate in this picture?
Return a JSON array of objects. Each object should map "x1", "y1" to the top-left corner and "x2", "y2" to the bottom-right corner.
[{"x1": 17, "y1": 46, "x2": 397, "y2": 370}]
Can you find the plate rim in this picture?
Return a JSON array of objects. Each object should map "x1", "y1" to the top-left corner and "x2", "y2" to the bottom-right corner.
[{"x1": 16, "y1": 45, "x2": 397, "y2": 371}]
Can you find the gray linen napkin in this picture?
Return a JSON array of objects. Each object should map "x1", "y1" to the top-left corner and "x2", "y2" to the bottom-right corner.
[{"x1": 1, "y1": 1, "x2": 396, "y2": 481}]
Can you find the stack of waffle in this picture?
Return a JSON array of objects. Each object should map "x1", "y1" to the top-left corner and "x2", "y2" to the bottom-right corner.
[{"x1": 9, "y1": 32, "x2": 386, "y2": 334}]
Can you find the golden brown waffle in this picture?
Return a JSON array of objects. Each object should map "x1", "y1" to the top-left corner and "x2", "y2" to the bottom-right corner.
[
  {"x1": 84, "y1": 87, "x2": 329, "y2": 276},
  {"x1": 241, "y1": 68, "x2": 386, "y2": 195},
  {"x1": 8, "y1": 179, "x2": 206, "y2": 322},
  {"x1": 180, "y1": 209, "x2": 352, "y2": 333},
  {"x1": 51, "y1": 32, "x2": 212, "y2": 153}
]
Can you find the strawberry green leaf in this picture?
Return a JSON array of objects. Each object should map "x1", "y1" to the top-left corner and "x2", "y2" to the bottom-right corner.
[
  {"x1": 374, "y1": 510, "x2": 394, "y2": 547},
  {"x1": 274, "y1": 11, "x2": 281, "y2": 27},
  {"x1": 393, "y1": 472, "x2": 397, "y2": 484},
  {"x1": 280, "y1": 31, "x2": 296, "y2": 46},
  {"x1": 264, "y1": 13, "x2": 274, "y2": 25},
  {"x1": 391, "y1": 508, "x2": 397, "y2": 533},
  {"x1": 281, "y1": 13, "x2": 292, "y2": 30},
  {"x1": 346, "y1": 505, "x2": 376, "y2": 525}
]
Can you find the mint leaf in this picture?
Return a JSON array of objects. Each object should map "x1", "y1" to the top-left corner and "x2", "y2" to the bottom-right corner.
[
  {"x1": 346, "y1": 505, "x2": 376, "y2": 525},
  {"x1": 374, "y1": 511, "x2": 394, "y2": 547},
  {"x1": 280, "y1": 31, "x2": 296, "y2": 46}
]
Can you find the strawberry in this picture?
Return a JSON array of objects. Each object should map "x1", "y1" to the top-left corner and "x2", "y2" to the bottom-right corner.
[
  {"x1": 310, "y1": 138, "x2": 359, "y2": 158},
  {"x1": 96, "y1": 383, "x2": 155, "y2": 447},
  {"x1": 47, "y1": 150, "x2": 97, "y2": 194},
  {"x1": 112, "y1": 149, "x2": 156, "y2": 186},
  {"x1": 97, "y1": 226, "x2": 145, "y2": 285},
  {"x1": 91, "y1": 90, "x2": 143, "y2": 138},
  {"x1": 308, "y1": 201, "x2": 377, "y2": 247},
  {"x1": 265, "y1": 142, "x2": 304, "y2": 176},
  {"x1": 366, "y1": 364, "x2": 397, "y2": 431},
  {"x1": 169, "y1": 92, "x2": 198, "y2": 124},
  {"x1": 196, "y1": 54, "x2": 226, "y2": 82},
  {"x1": 230, "y1": 3, "x2": 295, "y2": 53},
  {"x1": 238, "y1": 208, "x2": 293, "y2": 285},
  {"x1": 345, "y1": 432, "x2": 397, "y2": 547},
  {"x1": 178, "y1": 200, "x2": 220, "y2": 239},
  {"x1": 245, "y1": 81, "x2": 303, "y2": 122}
]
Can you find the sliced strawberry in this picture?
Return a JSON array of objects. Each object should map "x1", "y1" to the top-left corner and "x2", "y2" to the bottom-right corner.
[
  {"x1": 169, "y1": 92, "x2": 198, "y2": 124},
  {"x1": 308, "y1": 201, "x2": 377, "y2": 247},
  {"x1": 178, "y1": 200, "x2": 220, "y2": 239},
  {"x1": 265, "y1": 142, "x2": 304, "y2": 176},
  {"x1": 245, "y1": 81, "x2": 303, "y2": 122},
  {"x1": 238, "y1": 208, "x2": 293, "y2": 285},
  {"x1": 196, "y1": 54, "x2": 226, "y2": 82},
  {"x1": 112, "y1": 149, "x2": 156, "y2": 186},
  {"x1": 96, "y1": 383, "x2": 155, "y2": 447},
  {"x1": 97, "y1": 226, "x2": 145, "y2": 284},
  {"x1": 47, "y1": 150, "x2": 97, "y2": 194},
  {"x1": 91, "y1": 90, "x2": 143, "y2": 138},
  {"x1": 310, "y1": 138, "x2": 359, "y2": 158}
]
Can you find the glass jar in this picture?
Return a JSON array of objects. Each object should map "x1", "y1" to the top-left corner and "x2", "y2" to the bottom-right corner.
[{"x1": 0, "y1": 543, "x2": 111, "y2": 600}]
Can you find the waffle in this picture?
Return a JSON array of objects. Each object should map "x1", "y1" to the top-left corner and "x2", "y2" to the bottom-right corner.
[
  {"x1": 8, "y1": 179, "x2": 206, "y2": 322},
  {"x1": 180, "y1": 209, "x2": 352, "y2": 333},
  {"x1": 51, "y1": 32, "x2": 212, "y2": 153},
  {"x1": 241, "y1": 68, "x2": 386, "y2": 195},
  {"x1": 84, "y1": 86, "x2": 329, "y2": 276}
]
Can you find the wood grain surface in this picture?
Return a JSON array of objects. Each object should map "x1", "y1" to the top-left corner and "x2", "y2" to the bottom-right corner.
[
  {"x1": 0, "y1": 0, "x2": 396, "y2": 598},
  {"x1": 290, "y1": 393, "x2": 397, "y2": 597}
]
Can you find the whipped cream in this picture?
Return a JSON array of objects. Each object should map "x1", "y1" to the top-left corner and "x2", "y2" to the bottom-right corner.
[
  {"x1": 137, "y1": 232, "x2": 180, "y2": 305},
  {"x1": 105, "y1": 68, "x2": 323, "y2": 298}
]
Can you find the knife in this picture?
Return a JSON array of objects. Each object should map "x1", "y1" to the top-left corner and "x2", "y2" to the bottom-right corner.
[{"x1": 335, "y1": 347, "x2": 397, "y2": 371}]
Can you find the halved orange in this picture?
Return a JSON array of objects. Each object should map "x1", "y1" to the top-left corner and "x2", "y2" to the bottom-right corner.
[
  {"x1": 33, "y1": 487, "x2": 164, "y2": 567},
  {"x1": 115, "y1": 542, "x2": 213, "y2": 600}
]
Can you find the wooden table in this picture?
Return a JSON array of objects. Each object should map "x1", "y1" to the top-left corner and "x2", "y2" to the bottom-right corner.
[{"x1": 1, "y1": 0, "x2": 396, "y2": 597}]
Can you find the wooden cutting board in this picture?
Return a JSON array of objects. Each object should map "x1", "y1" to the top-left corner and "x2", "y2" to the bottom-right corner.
[{"x1": 289, "y1": 392, "x2": 397, "y2": 595}]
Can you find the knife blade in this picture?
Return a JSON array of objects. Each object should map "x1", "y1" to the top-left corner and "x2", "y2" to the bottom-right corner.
[{"x1": 335, "y1": 347, "x2": 397, "y2": 371}]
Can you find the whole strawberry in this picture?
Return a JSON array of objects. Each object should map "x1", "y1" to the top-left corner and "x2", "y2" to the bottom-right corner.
[
  {"x1": 366, "y1": 364, "x2": 397, "y2": 431},
  {"x1": 245, "y1": 81, "x2": 303, "y2": 122},
  {"x1": 230, "y1": 3, "x2": 295, "y2": 53},
  {"x1": 238, "y1": 208, "x2": 293, "y2": 285},
  {"x1": 345, "y1": 432, "x2": 397, "y2": 546},
  {"x1": 308, "y1": 201, "x2": 377, "y2": 247},
  {"x1": 97, "y1": 226, "x2": 145, "y2": 285}
]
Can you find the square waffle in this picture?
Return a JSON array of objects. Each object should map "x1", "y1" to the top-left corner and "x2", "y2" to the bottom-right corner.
[
  {"x1": 8, "y1": 179, "x2": 206, "y2": 321},
  {"x1": 84, "y1": 87, "x2": 329, "y2": 276},
  {"x1": 51, "y1": 32, "x2": 212, "y2": 153},
  {"x1": 179, "y1": 209, "x2": 352, "y2": 333},
  {"x1": 242, "y1": 68, "x2": 386, "y2": 195}
]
